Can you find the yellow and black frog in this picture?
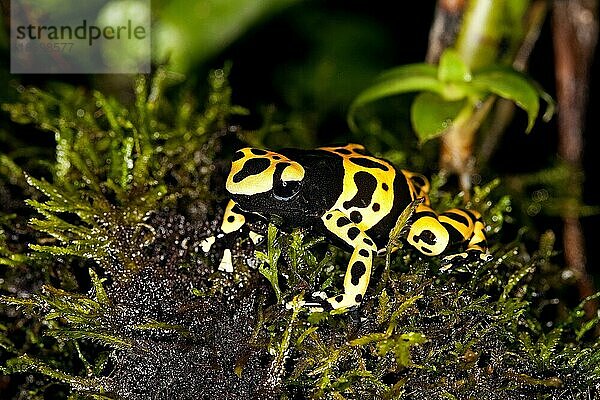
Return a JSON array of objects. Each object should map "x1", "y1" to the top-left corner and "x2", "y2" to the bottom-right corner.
[{"x1": 202, "y1": 144, "x2": 489, "y2": 311}]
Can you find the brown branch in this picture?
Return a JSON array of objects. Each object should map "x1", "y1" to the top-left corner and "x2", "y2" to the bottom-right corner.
[
  {"x1": 478, "y1": 0, "x2": 548, "y2": 167},
  {"x1": 426, "y1": 0, "x2": 467, "y2": 63},
  {"x1": 552, "y1": 0, "x2": 599, "y2": 315}
]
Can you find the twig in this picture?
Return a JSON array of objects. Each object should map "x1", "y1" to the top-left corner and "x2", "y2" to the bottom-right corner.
[
  {"x1": 478, "y1": 0, "x2": 549, "y2": 167},
  {"x1": 426, "y1": 0, "x2": 467, "y2": 64},
  {"x1": 552, "y1": 0, "x2": 599, "y2": 316}
]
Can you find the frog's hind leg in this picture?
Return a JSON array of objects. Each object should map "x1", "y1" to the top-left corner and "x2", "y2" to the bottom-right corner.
[
  {"x1": 407, "y1": 205, "x2": 490, "y2": 266},
  {"x1": 406, "y1": 203, "x2": 450, "y2": 256},
  {"x1": 303, "y1": 209, "x2": 377, "y2": 312},
  {"x1": 440, "y1": 209, "x2": 490, "y2": 266}
]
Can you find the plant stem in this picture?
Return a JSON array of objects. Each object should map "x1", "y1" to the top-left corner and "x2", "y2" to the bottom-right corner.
[
  {"x1": 426, "y1": 0, "x2": 468, "y2": 64},
  {"x1": 429, "y1": 0, "x2": 531, "y2": 192},
  {"x1": 478, "y1": 0, "x2": 548, "y2": 166},
  {"x1": 439, "y1": 97, "x2": 495, "y2": 195},
  {"x1": 552, "y1": 0, "x2": 599, "y2": 315}
]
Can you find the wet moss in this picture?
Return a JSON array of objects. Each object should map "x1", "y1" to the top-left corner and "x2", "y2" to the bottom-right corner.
[{"x1": 1, "y1": 70, "x2": 599, "y2": 399}]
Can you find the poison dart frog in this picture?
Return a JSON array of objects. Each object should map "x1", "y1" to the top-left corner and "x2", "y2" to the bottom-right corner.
[{"x1": 202, "y1": 144, "x2": 489, "y2": 311}]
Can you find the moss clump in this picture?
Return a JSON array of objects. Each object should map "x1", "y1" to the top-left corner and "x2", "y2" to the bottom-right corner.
[
  {"x1": 252, "y1": 204, "x2": 600, "y2": 399},
  {"x1": 1, "y1": 71, "x2": 599, "y2": 399}
]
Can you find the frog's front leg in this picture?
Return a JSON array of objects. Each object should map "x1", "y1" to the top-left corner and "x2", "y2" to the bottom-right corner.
[
  {"x1": 200, "y1": 199, "x2": 263, "y2": 272},
  {"x1": 200, "y1": 200, "x2": 247, "y2": 248},
  {"x1": 304, "y1": 209, "x2": 377, "y2": 311}
]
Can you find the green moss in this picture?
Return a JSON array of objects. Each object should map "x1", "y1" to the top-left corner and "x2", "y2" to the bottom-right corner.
[{"x1": 1, "y1": 70, "x2": 599, "y2": 400}]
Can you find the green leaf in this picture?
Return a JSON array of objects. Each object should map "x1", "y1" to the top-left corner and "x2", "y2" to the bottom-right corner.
[
  {"x1": 377, "y1": 332, "x2": 426, "y2": 368},
  {"x1": 374, "y1": 63, "x2": 438, "y2": 84},
  {"x1": 256, "y1": 223, "x2": 282, "y2": 302},
  {"x1": 438, "y1": 49, "x2": 471, "y2": 83},
  {"x1": 5, "y1": 354, "x2": 105, "y2": 391},
  {"x1": 348, "y1": 64, "x2": 442, "y2": 132},
  {"x1": 349, "y1": 332, "x2": 390, "y2": 347},
  {"x1": 0, "y1": 253, "x2": 28, "y2": 267},
  {"x1": 501, "y1": 260, "x2": 536, "y2": 301},
  {"x1": 350, "y1": 294, "x2": 423, "y2": 345},
  {"x1": 387, "y1": 295, "x2": 423, "y2": 332},
  {"x1": 0, "y1": 295, "x2": 37, "y2": 308},
  {"x1": 387, "y1": 198, "x2": 423, "y2": 249},
  {"x1": 89, "y1": 269, "x2": 110, "y2": 307},
  {"x1": 472, "y1": 68, "x2": 540, "y2": 132},
  {"x1": 132, "y1": 320, "x2": 191, "y2": 338},
  {"x1": 411, "y1": 92, "x2": 467, "y2": 142}
]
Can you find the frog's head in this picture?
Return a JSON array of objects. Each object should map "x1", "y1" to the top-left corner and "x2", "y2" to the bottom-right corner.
[{"x1": 226, "y1": 148, "x2": 306, "y2": 209}]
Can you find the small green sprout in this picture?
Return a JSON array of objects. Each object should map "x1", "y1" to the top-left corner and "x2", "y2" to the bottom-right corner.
[
  {"x1": 256, "y1": 223, "x2": 283, "y2": 302},
  {"x1": 349, "y1": 49, "x2": 554, "y2": 142}
]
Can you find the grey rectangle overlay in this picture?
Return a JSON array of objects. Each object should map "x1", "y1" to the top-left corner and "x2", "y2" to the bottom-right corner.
[{"x1": 11, "y1": 0, "x2": 151, "y2": 74}]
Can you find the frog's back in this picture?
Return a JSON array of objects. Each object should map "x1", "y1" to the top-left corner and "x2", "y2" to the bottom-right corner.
[{"x1": 310, "y1": 145, "x2": 414, "y2": 250}]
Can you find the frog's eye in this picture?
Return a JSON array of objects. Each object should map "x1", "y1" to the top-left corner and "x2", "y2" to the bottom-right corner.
[{"x1": 273, "y1": 180, "x2": 301, "y2": 200}]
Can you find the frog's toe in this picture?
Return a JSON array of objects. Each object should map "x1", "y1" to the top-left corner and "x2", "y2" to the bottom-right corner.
[
  {"x1": 308, "y1": 300, "x2": 333, "y2": 312},
  {"x1": 287, "y1": 291, "x2": 362, "y2": 312},
  {"x1": 441, "y1": 250, "x2": 491, "y2": 268},
  {"x1": 286, "y1": 299, "x2": 331, "y2": 312}
]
